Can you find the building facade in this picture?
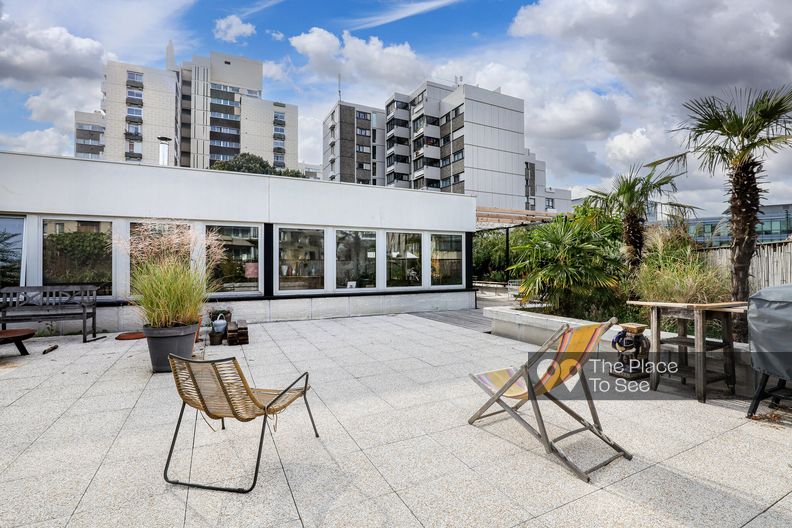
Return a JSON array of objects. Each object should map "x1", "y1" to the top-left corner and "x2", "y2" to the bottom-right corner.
[
  {"x1": 319, "y1": 81, "x2": 571, "y2": 211},
  {"x1": 74, "y1": 47, "x2": 298, "y2": 170},
  {"x1": 322, "y1": 101, "x2": 386, "y2": 185},
  {"x1": 74, "y1": 111, "x2": 106, "y2": 161},
  {"x1": 0, "y1": 152, "x2": 475, "y2": 331},
  {"x1": 687, "y1": 203, "x2": 792, "y2": 246}
]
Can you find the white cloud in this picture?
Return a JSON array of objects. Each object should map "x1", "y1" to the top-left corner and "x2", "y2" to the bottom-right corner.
[
  {"x1": 605, "y1": 128, "x2": 652, "y2": 165},
  {"x1": 262, "y1": 60, "x2": 288, "y2": 81},
  {"x1": 350, "y1": 0, "x2": 462, "y2": 30},
  {"x1": 237, "y1": 0, "x2": 284, "y2": 18},
  {"x1": 0, "y1": 5, "x2": 104, "y2": 88},
  {"x1": 289, "y1": 28, "x2": 428, "y2": 90},
  {"x1": 266, "y1": 29, "x2": 284, "y2": 41},
  {"x1": 213, "y1": 15, "x2": 256, "y2": 43},
  {"x1": 0, "y1": 127, "x2": 71, "y2": 156},
  {"x1": 2, "y1": 0, "x2": 198, "y2": 65}
]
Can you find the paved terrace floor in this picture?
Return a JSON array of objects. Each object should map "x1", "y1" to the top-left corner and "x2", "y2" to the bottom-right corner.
[{"x1": 1, "y1": 314, "x2": 791, "y2": 528}]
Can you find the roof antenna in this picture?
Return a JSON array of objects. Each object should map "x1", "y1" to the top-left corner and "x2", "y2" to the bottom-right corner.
[{"x1": 338, "y1": 73, "x2": 341, "y2": 101}]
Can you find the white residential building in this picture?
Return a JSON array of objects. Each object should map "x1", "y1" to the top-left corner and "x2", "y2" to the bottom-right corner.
[
  {"x1": 322, "y1": 101, "x2": 386, "y2": 185},
  {"x1": 319, "y1": 81, "x2": 571, "y2": 212},
  {"x1": 74, "y1": 46, "x2": 298, "y2": 170},
  {"x1": 74, "y1": 111, "x2": 106, "y2": 161}
]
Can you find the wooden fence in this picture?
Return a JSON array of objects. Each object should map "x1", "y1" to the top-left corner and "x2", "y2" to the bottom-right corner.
[{"x1": 702, "y1": 240, "x2": 792, "y2": 292}]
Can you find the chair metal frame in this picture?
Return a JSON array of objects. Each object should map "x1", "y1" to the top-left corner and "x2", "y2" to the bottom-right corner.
[
  {"x1": 469, "y1": 320, "x2": 632, "y2": 482},
  {"x1": 163, "y1": 354, "x2": 319, "y2": 494}
]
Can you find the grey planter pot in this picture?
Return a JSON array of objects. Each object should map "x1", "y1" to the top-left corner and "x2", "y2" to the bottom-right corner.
[{"x1": 143, "y1": 324, "x2": 199, "y2": 373}]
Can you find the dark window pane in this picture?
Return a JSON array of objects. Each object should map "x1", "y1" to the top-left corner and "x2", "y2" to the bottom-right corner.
[
  {"x1": 386, "y1": 232, "x2": 422, "y2": 287},
  {"x1": 336, "y1": 230, "x2": 376, "y2": 288},
  {"x1": 207, "y1": 225, "x2": 259, "y2": 292},
  {"x1": 279, "y1": 228, "x2": 324, "y2": 290},
  {"x1": 431, "y1": 234, "x2": 462, "y2": 285},
  {"x1": 43, "y1": 219, "x2": 112, "y2": 295},
  {"x1": 0, "y1": 216, "x2": 24, "y2": 288}
]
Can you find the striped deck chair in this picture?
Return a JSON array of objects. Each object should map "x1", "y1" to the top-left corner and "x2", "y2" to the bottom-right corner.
[{"x1": 469, "y1": 318, "x2": 632, "y2": 482}]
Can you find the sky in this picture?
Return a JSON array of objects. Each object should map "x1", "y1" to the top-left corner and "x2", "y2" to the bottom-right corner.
[{"x1": 1, "y1": 0, "x2": 792, "y2": 215}]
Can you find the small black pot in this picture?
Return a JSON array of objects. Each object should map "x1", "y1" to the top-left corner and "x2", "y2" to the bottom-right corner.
[
  {"x1": 143, "y1": 324, "x2": 199, "y2": 373},
  {"x1": 208, "y1": 331, "x2": 224, "y2": 346}
]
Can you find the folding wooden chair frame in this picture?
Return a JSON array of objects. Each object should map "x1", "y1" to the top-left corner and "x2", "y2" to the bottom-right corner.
[{"x1": 468, "y1": 321, "x2": 632, "y2": 482}]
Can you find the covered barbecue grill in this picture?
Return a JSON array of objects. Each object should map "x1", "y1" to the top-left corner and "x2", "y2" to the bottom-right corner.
[{"x1": 747, "y1": 284, "x2": 792, "y2": 417}]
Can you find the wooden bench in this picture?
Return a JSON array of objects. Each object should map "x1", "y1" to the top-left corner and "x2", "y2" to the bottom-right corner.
[{"x1": 0, "y1": 286, "x2": 99, "y2": 343}]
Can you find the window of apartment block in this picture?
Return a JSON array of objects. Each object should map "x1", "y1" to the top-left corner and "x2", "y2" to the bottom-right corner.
[
  {"x1": 356, "y1": 127, "x2": 371, "y2": 137},
  {"x1": 413, "y1": 158, "x2": 424, "y2": 171},
  {"x1": 126, "y1": 123, "x2": 142, "y2": 135},
  {"x1": 127, "y1": 89, "x2": 143, "y2": 100},
  {"x1": 357, "y1": 162, "x2": 371, "y2": 170},
  {"x1": 453, "y1": 104, "x2": 464, "y2": 117},
  {"x1": 396, "y1": 101, "x2": 409, "y2": 110},
  {"x1": 441, "y1": 134, "x2": 451, "y2": 146},
  {"x1": 127, "y1": 71, "x2": 143, "y2": 82},
  {"x1": 372, "y1": 129, "x2": 377, "y2": 142},
  {"x1": 440, "y1": 156, "x2": 451, "y2": 167},
  {"x1": 0, "y1": 216, "x2": 24, "y2": 288},
  {"x1": 545, "y1": 198, "x2": 555, "y2": 210},
  {"x1": 274, "y1": 154, "x2": 285, "y2": 163},
  {"x1": 356, "y1": 111, "x2": 370, "y2": 120},
  {"x1": 336, "y1": 230, "x2": 376, "y2": 289},
  {"x1": 274, "y1": 111, "x2": 286, "y2": 121},
  {"x1": 528, "y1": 197, "x2": 536, "y2": 211},
  {"x1": 386, "y1": 232, "x2": 422, "y2": 287},
  {"x1": 126, "y1": 107, "x2": 142, "y2": 118},
  {"x1": 426, "y1": 115, "x2": 440, "y2": 126},
  {"x1": 278, "y1": 228, "x2": 324, "y2": 291},
  {"x1": 440, "y1": 113, "x2": 449, "y2": 125},
  {"x1": 411, "y1": 91, "x2": 425, "y2": 107},
  {"x1": 386, "y1": 102, "x2": 395, "y2": 115},
  {"x1": 425, "y1": 136, "x2": 439, "y2": 147},
  {"x1": 126, "y1": 141, "x2": 142, "y2": 154},
  {"x1": 42, "y1": 219, "x2": 112, "y2": 296},
  {"x1": 356, "y1": 145, "x2": 371, "y2": 153},
  {"x1": 431, "y1": 234, "x2": 463, "y2": 286},
  {"x1": 207, "y1": 225, "x2": 259, "y2": 293},
  {"x1": 274, "y1": 126, "x2": 285, "y2": 134},
  {"x1": 274, "y1": 139, "x2": 285, "y2": 148},
  {"x1": 452, "y1": 150, "x2": 464, "y2": 162},
  {"x1": 412, "y1": 116, "x2": 425, "y2": 132}
]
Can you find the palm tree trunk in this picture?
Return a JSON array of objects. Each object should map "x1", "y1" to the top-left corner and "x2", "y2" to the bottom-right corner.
[
  {"x1": 729, "y1": 158, "x2": 763, "y2": 341},
  {"x1": 623, "y1": 212, "x2": 644, "y2": 272}
]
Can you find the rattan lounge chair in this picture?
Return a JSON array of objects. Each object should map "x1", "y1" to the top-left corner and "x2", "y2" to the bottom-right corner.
[
  {"x1": 468, "y1": 318, "x2": 632, "y2": 482},
  {"x1": 164, "y1": 354, "x2": 319, "y2": 493}
]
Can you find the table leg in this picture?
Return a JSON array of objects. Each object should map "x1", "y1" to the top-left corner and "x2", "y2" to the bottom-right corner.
[
  {"x1": 14, "y1": 340, "x2": 30, "y2": 356},
  {"x1": 650, "y1": 307, "x2": 661, "y2": 391},
  {"x1": 694, "y1": 310, "x2": 706, "y2": 403},
  {"x1": 721, "y1": 313, "x2": 736, "y2": 393},
  {"x1": 677, "y1": 318, "x2": 688, "y2": 385}
]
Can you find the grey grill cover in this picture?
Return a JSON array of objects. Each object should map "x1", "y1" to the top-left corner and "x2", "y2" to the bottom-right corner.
[{"x1": 748, "y1": 284, "x2": 792, "y2": 379}]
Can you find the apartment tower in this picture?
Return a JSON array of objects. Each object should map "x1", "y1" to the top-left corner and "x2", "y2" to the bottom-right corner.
[
  {"x1": 322, "y1": 101, "x2": 385, "y2": 185},
  {"x1": 74, "y1": 45, "x2": 298, "y2": 170}
]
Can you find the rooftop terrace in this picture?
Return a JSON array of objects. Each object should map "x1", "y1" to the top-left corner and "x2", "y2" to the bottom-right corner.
[{"x1": 1, "y1": 314, "x2": 791, "y2": 527}]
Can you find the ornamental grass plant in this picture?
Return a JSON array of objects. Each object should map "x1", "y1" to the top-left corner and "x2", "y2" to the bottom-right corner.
[{"x1": 125, "y1": 223, "x2": 224, "y2": 328}]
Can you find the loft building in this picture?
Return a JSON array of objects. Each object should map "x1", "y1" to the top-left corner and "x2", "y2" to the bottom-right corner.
[
  {"x1": 74, "y1": 45, "x2": 298, "y2": 170},
  {"x1": 319, "y1": 81, "x2": 571, "y2": 211},
  {"x1": 322, "y1": 101, "x2": 386, "y2": 185}
]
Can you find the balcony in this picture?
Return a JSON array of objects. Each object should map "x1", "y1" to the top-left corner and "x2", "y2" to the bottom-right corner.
[
  {"x1": 273, "y1": 132, "x2": 285, "y2": 141},
  {"x1": 126, "y1": 79, "x2": 143, "y2": 90},
  {"x1": 125, "y1": 115, "x2": 142, "y2": 124},
  {"x1": 387, "y1": 126, "x2": 410, "y2": 139},
  {"x1": 125, "y1": 97, "x2": 143, "y2": 107},
  {"x1": 125, "y1": 152, "x2": 142, "y2": 160},
  {"x1": 124, "y1": 132, "x2": 142, "y2": 141},
  {"x1": 273, "y1": 118, "x2": 286, "y2": 126},
  {"x1": 273, "y1": 147, "x2": 285, "y2": 154},
  {"x1": 273, "y1": 161, "x2": 285, "y2": 168},
  {"x1": 387, "y1": 161, "x2": 410, "y2": 174},
  {"x1": 423, "y1": 145, "x2": 441, "y2": 159},
  {"x1": 388, "y1": 143, "x2": 409, "y2": 157},
  {"x1": 329, "y1": 138, "x2": 336, "y2": 147}
]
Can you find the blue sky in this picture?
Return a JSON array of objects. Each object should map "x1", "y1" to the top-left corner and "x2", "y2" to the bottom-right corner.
[{"x1": 2, "y1": 0, "x2": 792, "y2": 215}]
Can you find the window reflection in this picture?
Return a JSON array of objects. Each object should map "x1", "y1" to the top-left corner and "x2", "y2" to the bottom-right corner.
[
  {"x1": 208, "y1": 225, "x2": 259, "y2": 292},
  {"x1": 43, "y1": 219, "x2": 112, "y2": 295},
  {"x1": 279, "y1": 228, "x2": 324, "y2": 290},
  {"x1": 387, "y1": 232, "x2": 422, "y2": 287},
  {"x1": 0, "y1": 217, "x2": 24, "y2": 288},
  {"x1": 431, "y1": 234, "x2": 462, "y2": 285},
  {"x1": 336, "y1": 230, "x2": 376, "y2": 288}
]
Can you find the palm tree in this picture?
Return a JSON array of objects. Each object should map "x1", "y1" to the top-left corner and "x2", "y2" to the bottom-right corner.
[
  {"x1": 586, "y1": 165, "x2": 691, "y2": 271},
  {"x1": 655, "y1": 87, "x2": 792, "y2": 317},
  {"x1": 510, "y1": 215, "x2": 622, "y2": 316}
]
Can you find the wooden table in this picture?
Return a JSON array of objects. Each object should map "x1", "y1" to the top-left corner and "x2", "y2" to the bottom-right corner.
[
  {"x1": 627, "y1": 301, "x2": 748, "y2": 402},
  {"x1": 0, "y1": 328, "x2": 35, "y2": 356}
]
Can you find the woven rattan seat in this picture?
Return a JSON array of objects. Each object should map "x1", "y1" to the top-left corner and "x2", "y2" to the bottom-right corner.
[{"x1": 164, "y1": 354, "x2": 319, "y2": 493}]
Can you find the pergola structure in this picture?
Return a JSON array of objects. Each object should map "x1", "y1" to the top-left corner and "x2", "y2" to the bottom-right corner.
[{"x1": 474, "y1": 207, "x2": 559, "y2": 280}]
